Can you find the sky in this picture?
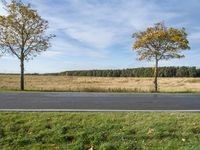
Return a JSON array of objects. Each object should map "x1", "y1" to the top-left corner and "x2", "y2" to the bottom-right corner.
[{"x1": 0, "y1": 0, "x2": 200, "y2": 73}]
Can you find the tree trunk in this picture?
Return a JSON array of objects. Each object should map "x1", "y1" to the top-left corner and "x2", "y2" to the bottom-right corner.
[
  {"x1": 153, "y1": 59, "x2": 159, "y2": 92},
  {"x1": 20, "y1": 57, "x2": 25, "y2": 91}
]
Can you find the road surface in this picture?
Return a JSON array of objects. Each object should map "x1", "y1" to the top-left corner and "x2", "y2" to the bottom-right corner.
[{"x1": 0, "y1": 92, "x2": 200, "y2": 111}]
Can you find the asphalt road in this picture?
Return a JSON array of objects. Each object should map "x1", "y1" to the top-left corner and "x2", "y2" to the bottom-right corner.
[{"x1": 0, "y1": 92, "x2": 200, "y2": 111}]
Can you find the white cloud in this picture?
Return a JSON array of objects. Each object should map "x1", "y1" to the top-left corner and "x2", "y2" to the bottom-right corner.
[
  {"x1": 0, "y1": 2, "x2": 7, "y2": 15},
  {"x1": 65, "y1": 24, "x2": 115, "y2": 49},
  {"x1": 1, "y1": 55, "x2": 17, "y2": 60},
  {"x1": 30, "y1": 0, "x2": 179, "y2": 50},
  {"x1": 1, "y1": 0, "x2": 199, "y2": 73},
  {"x1": 46, "y1": 17, "x2": 116, "y2": 49},
  {"x1": 41, "y1": 50, "x2": 63, "y2": 57},
  {"x1": 189, "y1": 32, "x2": 200, "y2": 41},
  {"x1": 49, "y1": 38, "x2": 107, "y2": 59}
]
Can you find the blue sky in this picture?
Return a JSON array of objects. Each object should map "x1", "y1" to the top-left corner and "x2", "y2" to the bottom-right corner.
[{"x1": 0, "y1": 0, "x2": 200, "y2": 73}]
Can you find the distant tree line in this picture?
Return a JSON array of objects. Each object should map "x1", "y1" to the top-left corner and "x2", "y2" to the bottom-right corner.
[{"x1": 61, "y1": 67, "x2": 200, "y2": 77}]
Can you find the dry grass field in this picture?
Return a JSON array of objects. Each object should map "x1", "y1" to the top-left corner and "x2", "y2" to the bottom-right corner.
[{"x1": 0, "y1": 75, "x2": 200, "y2": 92}]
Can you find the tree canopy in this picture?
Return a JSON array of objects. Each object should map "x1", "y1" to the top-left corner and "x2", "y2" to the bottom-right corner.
[
  {"x1": 0, "y1": 0, "x2": 54, "y2": 60},
  {"x1": 132, "y1": 22, "x2": 190, "y2": 92},
  {"x1": 0, "y1": 0, "x2": 54, "y2": 90},
  {"x1": 133, "y1": 22, "x2": 190, "y2": 61}
]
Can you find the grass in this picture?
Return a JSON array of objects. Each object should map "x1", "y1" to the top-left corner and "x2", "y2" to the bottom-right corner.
[
  {"x1": 0, "y1": 75, "x2": 200, "y2": 93},
  {"x1": 0, "y1": 112, "x2": 200, "y2": 150},
  {"x1": 1, "y1": 75, "x2": 199, "y2": 149}
]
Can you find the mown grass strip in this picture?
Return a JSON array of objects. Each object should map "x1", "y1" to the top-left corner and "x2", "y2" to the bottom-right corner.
[{"x1": 0, "y1": 112, "x2": 200, "y2": 150}]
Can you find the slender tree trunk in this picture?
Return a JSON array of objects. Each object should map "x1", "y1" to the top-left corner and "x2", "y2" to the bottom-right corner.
[
  {"x1": 20, "y1": 57, "x2": 25, "y2": 91},
  {"x1": 154, "y1": 58, "x2": 159, "y2": 92}
]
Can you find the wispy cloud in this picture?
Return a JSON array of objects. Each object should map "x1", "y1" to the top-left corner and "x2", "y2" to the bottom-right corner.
[
  {"x1": 41, "y1": 50, "x2": 63, "y2": 58},
  {"x1": 0, "y1": 2, "x2": 7, "y2": 15},
  {"x1": 0, "y1": 0, "x2": 200, "y2": 73},
  {"x1": 189, "y1": 32, "x2": 200, "y2": 41},
  {"x1": 49, "y1": 38, "x2": 108, "y2": 58},
  {"x1": 30, "y1": 0, "x2": 179, "y2": 50}
]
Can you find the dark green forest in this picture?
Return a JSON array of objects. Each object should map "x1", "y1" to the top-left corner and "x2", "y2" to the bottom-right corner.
[
  {"x1": 59, "y1": 66, "x2": 200, "y2": 77},
  {"x1": 1, "y1": 66, "x2": 199, "y2": 77}
]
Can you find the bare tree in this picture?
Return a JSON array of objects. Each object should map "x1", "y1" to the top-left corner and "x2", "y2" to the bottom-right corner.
[
  {"x1": 0, "y1": 0, "x2": 54, "y2": 90},
  {"x1": 132, "y1": 22, "x2": 190, "y2": 92}
]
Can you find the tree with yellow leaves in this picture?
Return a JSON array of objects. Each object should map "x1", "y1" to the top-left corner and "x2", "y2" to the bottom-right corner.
[
  {"x1": 0, "y1": 0, "x2": 54, "y2": 90},
  {"x1": 132, "y1": 22, "x2": 190, "y2": 92}
]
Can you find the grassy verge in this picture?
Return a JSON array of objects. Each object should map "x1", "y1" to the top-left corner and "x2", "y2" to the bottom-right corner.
[
  {"x1": 0, "y1": 113, "x2": 200, "y2": 150},
  {"x1": 1, "y1": 89, "x2": 200, "y2": 95}
]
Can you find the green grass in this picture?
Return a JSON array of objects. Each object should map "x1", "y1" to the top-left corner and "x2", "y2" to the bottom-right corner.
[{"x1": 0, "y1": 113, "x2": 200, "y2": 150}]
